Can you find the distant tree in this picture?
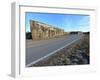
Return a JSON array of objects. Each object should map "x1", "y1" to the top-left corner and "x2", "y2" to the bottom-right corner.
[
  {"x1": 26, "y1": 32, "x2": 32, "y2": 39},
  {"x1": 83, "y1": 32, "x2": 90, "y2": 35},
  {"x1": 70, "y1": 32, "x2": 78, "y2": 34}
]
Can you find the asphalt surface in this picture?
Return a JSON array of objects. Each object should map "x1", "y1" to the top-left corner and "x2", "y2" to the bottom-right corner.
[{"x1": 26, "y1": 34, "x2": 83, "y2": 66}]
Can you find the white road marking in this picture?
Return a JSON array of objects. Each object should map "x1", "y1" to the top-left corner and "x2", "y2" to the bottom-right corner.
[{"x1": 26, "y1": 36, "x2": 82, "y2": 67}]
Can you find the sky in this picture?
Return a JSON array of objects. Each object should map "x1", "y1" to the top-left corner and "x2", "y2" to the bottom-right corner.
[{"x1": 25, "y1": 12, "x2": 90, "y2": 32}]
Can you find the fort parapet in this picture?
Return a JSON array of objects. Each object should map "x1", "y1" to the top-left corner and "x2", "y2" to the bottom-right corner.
[{"x1": 30, "y1": 20, "x2": 65, "y2": 40}]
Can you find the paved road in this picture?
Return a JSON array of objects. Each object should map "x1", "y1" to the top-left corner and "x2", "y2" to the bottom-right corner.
[{"x1": 26, "y1": 34, "x2": 83, "y2": 66}]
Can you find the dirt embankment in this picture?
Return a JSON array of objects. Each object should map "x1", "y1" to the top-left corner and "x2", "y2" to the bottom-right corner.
[{"x1": 31, "y1": 34, "x2": 89, "y2": 67}]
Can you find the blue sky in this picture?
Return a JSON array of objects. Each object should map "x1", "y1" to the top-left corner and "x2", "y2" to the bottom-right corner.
[{"x1": 25, "y1": 12, "x2": 90, "y2": 32}]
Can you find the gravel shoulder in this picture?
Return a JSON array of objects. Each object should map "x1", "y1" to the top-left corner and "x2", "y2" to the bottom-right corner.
[{"x1": 31, "y1": 34, "x2": 89, "y2": 67}]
